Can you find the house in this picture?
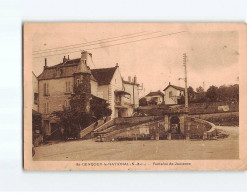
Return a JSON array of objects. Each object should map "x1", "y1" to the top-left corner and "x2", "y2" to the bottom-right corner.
[
  {"x1": 163, "y1": 83, "x2": 185, "y2": 105},
  {"x1": 91, "y1": 66, "x2": 139, "y2": 118},
  {"x1": 37, "y1": 51, "x2": 139, "y2": 136},
  {"x1": 145, "y1": 90, "x2": 164, "y2": 105},
  {"x1": 38, "y1": 51, "x2": 94, "y2": 136}
]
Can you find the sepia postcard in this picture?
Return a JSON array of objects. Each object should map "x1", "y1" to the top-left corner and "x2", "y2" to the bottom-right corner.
[{"x1": 24, "y1": 23, "x2": 247, "y2": 171}]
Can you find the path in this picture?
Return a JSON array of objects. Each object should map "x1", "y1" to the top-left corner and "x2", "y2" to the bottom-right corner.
[{"x1": 33, "y1": 126, "x2": 239, "y2": 161}]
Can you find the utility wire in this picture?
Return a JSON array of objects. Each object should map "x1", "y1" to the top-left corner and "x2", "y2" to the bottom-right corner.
[
  {"x1": 33, "y1": 31, "x2": 161, "y2": 55},
  {"x1": 33, "y1": 31, "x2": 150, "y2": 53},
  {"x1": 33, "y1": 31, "x2": 187, "y2": 58}
]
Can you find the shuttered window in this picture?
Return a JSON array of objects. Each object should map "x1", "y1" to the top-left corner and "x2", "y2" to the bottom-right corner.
[
  {"x1": 43, "y1": 83, "x2": 49, "y2": 96},
  {"x1": 44, "y1": 102, "x2": 49, "y2": 113},
  {"x1": 66, "y1": 82, "x2": 70, "y2": 92}
]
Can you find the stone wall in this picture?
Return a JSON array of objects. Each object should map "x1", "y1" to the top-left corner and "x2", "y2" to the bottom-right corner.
[
  {"x1": 187, "y1": 117, "x2": 216, "y2": 139},
  {"x1": 114, "y1": 116, "x2": 162, "y2": 125}
]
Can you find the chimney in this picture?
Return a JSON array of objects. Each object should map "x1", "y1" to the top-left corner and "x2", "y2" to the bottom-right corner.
[
  {"x1": 63, "y1": 56, "x2": 66, "y2": 63},
  {"x1": 68, "y1": 55, "x2": 70, "y2": 60},
  {"x1": 169, "y1": 82, "x2": 171, "y2": 85},
  {"x1": 44, "y1": 58, "x2": 47, "y2": 69},
  {"x1": 128, "y1": 76, "x2": 131, "y2": 83},
  {"x1": 115, "y1": 63, "x2": 119, "y2": 67},
  {"x1": 134, "y1": 75, "x2": 137, "y2": 84}
]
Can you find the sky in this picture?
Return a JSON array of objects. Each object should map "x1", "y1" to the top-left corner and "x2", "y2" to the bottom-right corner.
[{"x1": 31, "y1": 23, "x2": 239, "y2": 97}]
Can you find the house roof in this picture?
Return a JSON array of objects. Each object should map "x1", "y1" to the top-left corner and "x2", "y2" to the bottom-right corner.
[
  {"x1": 38, "y1": 56, "x2": 117, "y2": 85},
  {"x1": 91, "y1": 67, "x2": 117, "y2": 85},
  {"x1": 163, "y1": 84, "x2": 185, "y2": 92},
  {"x1": 38, "y1": 58, "x2": 89, "y2": 80},
  {"x1": 146, "y1": 91, "x2": 164, "y2": 97}
]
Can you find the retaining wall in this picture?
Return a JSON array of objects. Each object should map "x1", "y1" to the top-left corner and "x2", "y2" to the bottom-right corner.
[{"x1": 188, "y1": 117, "x2": 216, "y2": 139}]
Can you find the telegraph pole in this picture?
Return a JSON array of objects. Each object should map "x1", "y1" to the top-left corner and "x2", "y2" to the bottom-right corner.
[{"x1": 183, "y1": 53, "x2": 189, "y2": 112}]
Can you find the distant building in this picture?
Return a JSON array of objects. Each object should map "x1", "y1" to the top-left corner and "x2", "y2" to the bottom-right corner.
[
  {"x1": 145, "y1": 90, "x2": 164, "y2": 105},
  {"x1": 37, "y1": 51, "x2": 139, "y2": 136},
  {"x1": 163, "y1": 83, "x2": 185, "y2": 105}
]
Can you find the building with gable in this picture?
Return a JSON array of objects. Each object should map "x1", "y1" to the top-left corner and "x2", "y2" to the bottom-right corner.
[
  {"x1": 36, "y1": 51, "x2": 139, "y2": 136},
  {"x1": 145, "y1": 90, "x2": 164, "y2": 105},
  {"x1": 163, "y1": 82, "x2": 185, "y2": 105}
]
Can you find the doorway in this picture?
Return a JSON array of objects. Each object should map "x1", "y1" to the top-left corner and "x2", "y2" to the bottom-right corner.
[{"x1": 170, "y1": 116, "x2": 180, "y2": 134}]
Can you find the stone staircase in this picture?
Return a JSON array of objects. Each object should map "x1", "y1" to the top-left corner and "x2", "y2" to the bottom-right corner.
[{"x1": 95, "y1": 119, "x2": 163, "y2": 142}]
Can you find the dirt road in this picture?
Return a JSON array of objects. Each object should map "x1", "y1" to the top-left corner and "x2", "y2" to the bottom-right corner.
[{"x1": 33, "y1": 126, "x2": 239, "y2": 161}]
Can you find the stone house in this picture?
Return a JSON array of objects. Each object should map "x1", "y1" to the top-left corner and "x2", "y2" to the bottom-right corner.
[
  {"x1": 145, "y1": 90, "x2": 164, "y2": 105},
  {"x1": 163, "y1": 83, "x2": 185, "y2": 105},
  {"x1": 37, "y1": 51, "x2": 139, "y2": 136}
]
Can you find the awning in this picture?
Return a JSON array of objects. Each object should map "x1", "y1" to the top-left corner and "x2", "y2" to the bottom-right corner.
[
  {"x1": 115, "y1": 105, "x2": 128, "y2": 109},
  {"x1": 114, "y1": 90, "x2": 130, "y2": 95}
]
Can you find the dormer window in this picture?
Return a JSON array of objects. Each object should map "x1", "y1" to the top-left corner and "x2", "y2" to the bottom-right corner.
[{"x1": 56, "y1": 69, "x2": 61, "y2": 77}]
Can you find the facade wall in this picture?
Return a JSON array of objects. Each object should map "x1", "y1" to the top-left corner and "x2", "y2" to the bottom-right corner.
[
  {"x1": 164, "y1": 86, "x2": 184, "y2": 105},
  {"x1": 39, "y1": 77, "x2": 74, "y2": 114},
  {"x1": 97, "y1": 85, "x2": 109, "y2": 100},
  {"x1": 109, "y1": 67, "x2": 123, "y2": 118},
  {"x1": 32, "y1": 73, "x2": 38, "y2": 111},
  {"x1": 90, "y1": 79, "x2": 98, "y2": 97},
  {"x1": 123, "y1": 83, "x2": 139, "y2": 108}
]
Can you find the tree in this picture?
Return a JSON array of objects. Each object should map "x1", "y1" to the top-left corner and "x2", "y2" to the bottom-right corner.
[
  {"x1": 90, "y1": 96, "x2": 112, "y2": 120},
  {"x1": 196, "y1": 86, "x2": 204, "y2": 93},
  {"x1": 139, "y1": 97, "x2": 148, "y2": 106},
  {"x1": 217, "y1": 85, "x2": 228, "y2": 101},
  {"x1": 206, "y1": 85, "x2": 218, "y2": 102},
  {"x1": 53, "y1": 84, "x2": 112, "y2": 139},
  {"x1": 188, "y1": 86, "x2": 195, "y2": 102},
  {"x1": 195, "y1": 86, "x2": 206, "y2": 103},
  {"x1": 148, "y1": 97, "x2": 158, "y2": 105}
]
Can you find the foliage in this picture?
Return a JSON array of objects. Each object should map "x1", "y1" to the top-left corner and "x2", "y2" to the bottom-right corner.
[
  {"x1": 188, "y1": 86, "x2": 195, "y2": 102},
  {"x1": 148, "y1": 97, "x2": 158, "y2": 105},
  {"x1": 178, "y1": 84, "x2": 239, "y2": 104},
  {"x1": 139, "y1": 97, "x2": 148, "y2": 106},
  {"x1": 53, "y1": 109, "x2": 93, "y2": 139},
  {"x1": 90, "y1": 96, "x2": 112, "y2": 120},
  {"x1": 206, "y1": 85, "x2": 218, "y2": 102},
  {"x1": 196, "y1": 86, "x2": 204, "y2": 93},
  {"x1": 53, "y1": 94, "x2": 112, "y2": 140}
]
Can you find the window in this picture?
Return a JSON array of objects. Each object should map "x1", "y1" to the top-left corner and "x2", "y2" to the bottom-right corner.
[
  {"x1": 169, "y1": 91, "x2": 173, "y2": 98},
  {"x1": 66, "y1": 82, "x2": 71, "y2": 92},
  {"x1": 77, "y1": 79, "x2": 80, "y2": 86},
  {"x1": 64, "y1": 100, "x2": 68, "y2": 107},
  {"x1": 43, "y1": 83, "x2": 49, "y2": 96},
  {"x1": 56, "y1": 69, "x2": 61, "y2": 77},
  {"x1": 44, "y1": 102, "x2": 49, "y2": 114},
  {"x1": 34, "y1": 93, "x2": 38, "y2": 105}
]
